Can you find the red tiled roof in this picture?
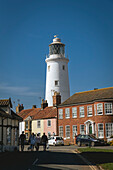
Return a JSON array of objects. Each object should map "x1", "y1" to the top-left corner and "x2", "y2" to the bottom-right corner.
[
  {"x1": 33, "y1": 107, "x2": 57, "y2": 120},
  {"x1": 18, "y1": 107, "x2": 57, "y2": 120}
]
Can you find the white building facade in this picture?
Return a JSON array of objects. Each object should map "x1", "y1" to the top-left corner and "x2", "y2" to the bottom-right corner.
[{"x1": 45, "y1": 36, "x2": 70, "y2": 106}]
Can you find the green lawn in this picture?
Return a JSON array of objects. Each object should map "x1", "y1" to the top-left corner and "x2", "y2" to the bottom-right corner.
[{"x1": 78, "y1": 148, "x2": 113, "y2": 170}]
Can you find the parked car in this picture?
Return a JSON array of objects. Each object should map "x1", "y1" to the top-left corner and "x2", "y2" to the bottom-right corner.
[
  {"x1": 48, "y1": 136, "x2": 64, "y2": 146},
  {"x1": 76, "y1": 134, "x2": 105, "y2": 147}
]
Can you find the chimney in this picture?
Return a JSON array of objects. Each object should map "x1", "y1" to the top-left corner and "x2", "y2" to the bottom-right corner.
[
  {"x1": 16, "y1": 104, "x2": 24, "y2": 113},
  {"x1": 32, "y1": 105, "x2": 37, "y2": 109},
  {"x1": 94, "y1": 88, "x2": 98, "y2": 90},
  {"x1": 53, "y1": 91, "x2": 61, "y2": 106},
  {"x1": 41, "y1": 99, "x2": 48, "y2": 110}
]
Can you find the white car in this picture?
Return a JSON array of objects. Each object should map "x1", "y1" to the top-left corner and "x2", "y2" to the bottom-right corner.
[{"x1": 48, "y1": 136, "x2": 64, "y2": 146}]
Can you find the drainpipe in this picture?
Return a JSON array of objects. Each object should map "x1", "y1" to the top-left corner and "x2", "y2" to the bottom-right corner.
[{"x1": 56, "y1": 105, "x2": 59, "y2": 136}]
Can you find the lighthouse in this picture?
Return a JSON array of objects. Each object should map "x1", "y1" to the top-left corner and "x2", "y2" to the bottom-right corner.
[{"x1": 45, "y1": 35, "x2": 70, "y2": 106}]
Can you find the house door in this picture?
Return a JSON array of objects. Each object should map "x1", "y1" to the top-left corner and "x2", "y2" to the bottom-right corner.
[{"x1": 89, "y1": 124, "x2": 92, "y2": 134}]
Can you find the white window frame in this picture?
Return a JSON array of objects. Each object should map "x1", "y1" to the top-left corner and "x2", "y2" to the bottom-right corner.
[
  {"x1": 7, "y1": 127, "x2": 11, "y2": 144},
  {"x1": 72, "y1": 125, "x2": 77, "y2": 138},
  {"x1": 97, "y1": 103, "x2": 103, "y2": 115},
  {"x1": 94, "y1": 104, "x2": 96, "y2": 116},
  {"x1": 79, "y1": 106, "x2": 85, "y2": 117},
  {"x1": 65, "y1": 108, "x2": 70, "y2": 119},
  {"x1": 87, "y1": 105, "x2": 93, "y2": 117},
  {"x1": 80, "y1": 124, "x2": 85, "y2": 135},
  {"x1": 98, "y1": 123, "x2": 104, "y2": 138},
  {"x1": 105, "y1": 123, "x2": 113, "y2": 138},
  {"x1": 37, "y1": 120, "x2": 41, "y2": 128},
  {"x1": 104, "y1": 103, "x2": 112, "y2": 115},
  {"x1": 65, "y1": 125, "x2": 70, "y2": 138},
  {"x1": 59, "y1": 126, "x2": 63, "y2": 137},
  {"x1": 47, "y1": 120, "x2": 51, "y2": 127},
  {"x1": 72, "y1": 107, "x2": 77, "y2": 118},
  {"x1": 59, "y1": 109, "x2": 63, "y2": 119}
]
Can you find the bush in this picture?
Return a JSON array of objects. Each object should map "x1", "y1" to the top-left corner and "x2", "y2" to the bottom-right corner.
[{"x1": 109, "y1": 140, "x2": 113, "y2": 146}]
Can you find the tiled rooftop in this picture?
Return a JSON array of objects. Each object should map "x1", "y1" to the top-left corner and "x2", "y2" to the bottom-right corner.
[
  {"x1": 60, "y1": 87, "x2": 113, "y2": 106},
  {"x1": 18, "y1": 107, "x2": 57, "y2": 120}
]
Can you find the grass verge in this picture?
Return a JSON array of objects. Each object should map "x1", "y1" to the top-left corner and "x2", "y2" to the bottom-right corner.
[{"x1": 77, "y1": 148, "x2": 113, "y2": 170}]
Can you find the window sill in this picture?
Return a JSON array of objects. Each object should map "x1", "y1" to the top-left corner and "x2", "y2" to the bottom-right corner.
[
  {"x1": 87, "y1": 115, "x2": 93, "y2": 117},
  {"x1": 97, "y1": 114, "x2": 103, "y2": 116},
  {"x1": 105, "y1": 113, "x2": 113, "y2": 115}
]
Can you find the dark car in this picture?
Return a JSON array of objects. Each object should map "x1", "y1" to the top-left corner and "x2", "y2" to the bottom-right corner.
[{"x1": 76, "y1": 134, "x2": 105, "y2": 147}]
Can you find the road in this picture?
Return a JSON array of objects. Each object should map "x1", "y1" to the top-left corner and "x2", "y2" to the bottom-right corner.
[{"x1": 0, "y1": 145, "x2": 98, "y2": 170}]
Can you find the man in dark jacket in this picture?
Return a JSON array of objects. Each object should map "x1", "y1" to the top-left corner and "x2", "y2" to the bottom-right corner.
[
  {"x1": 41, "y1": 133, "x2": 48, "y2": 151},
  {"x1": 20, "y1": 131, "x2": 26, "y2": 151}
]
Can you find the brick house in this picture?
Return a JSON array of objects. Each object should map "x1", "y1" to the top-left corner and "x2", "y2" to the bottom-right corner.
[{"x1": 58, "y1": 87, "x2": 113, "y2": 144}]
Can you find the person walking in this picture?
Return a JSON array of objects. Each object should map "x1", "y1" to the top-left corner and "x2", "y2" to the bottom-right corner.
[
  {"x1": 20, "y1": 131, "x2": 26, "y2": 152},
  {"x1": 28, "y1": 133, "x2": 36, "y2": 151},
  {"x1": 41, "y1": 133, "x2": 48, "y2": 151},
  {"x1": 35, "y1": 133, "x2": 41, "y2": 151}
]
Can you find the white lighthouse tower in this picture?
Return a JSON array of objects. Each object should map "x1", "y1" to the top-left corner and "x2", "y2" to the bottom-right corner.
[{"x1": 45, "y1": 35, "x2": 70, "y2": 106}]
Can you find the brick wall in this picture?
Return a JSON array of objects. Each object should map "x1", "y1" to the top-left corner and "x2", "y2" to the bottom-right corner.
[{"x1": 58, "y1": 101, "x2": 113, "y2": 144}]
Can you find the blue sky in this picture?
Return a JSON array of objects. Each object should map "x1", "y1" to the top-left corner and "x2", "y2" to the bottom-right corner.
[{"x1": 0, "y1": 0, "x2": 113, "y2": 110}]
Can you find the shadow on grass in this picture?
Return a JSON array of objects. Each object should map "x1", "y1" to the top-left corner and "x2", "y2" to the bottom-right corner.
[{"x1": 80, "y1": 151, "x2": 113, "y2": 165}]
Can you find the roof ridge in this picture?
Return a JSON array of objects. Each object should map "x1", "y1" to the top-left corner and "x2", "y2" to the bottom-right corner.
[{"x1": 75, "y1": 87, "x2": 113, "y2": 95}]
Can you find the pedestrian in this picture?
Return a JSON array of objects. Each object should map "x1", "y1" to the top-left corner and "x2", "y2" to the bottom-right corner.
[
  {"x1": 28, "y1": 133, "x2": 36, "y2": 151},
  {"x1": 53, "y1": 132, "x2": 55, "y2": 136},
  {"x1": 20, "y1": 131, "x2": 26, "y2": 152},
  {"x1": 35, "y1": 133, "x2": 41, "y2": 151},
  {"x1": 41, "y1": 132, "x2": 48, "y2": 151}
]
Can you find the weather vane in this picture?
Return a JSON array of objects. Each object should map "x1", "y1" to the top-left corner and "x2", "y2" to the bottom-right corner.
[{"x1": 54, "y1": 35, "x2": 58, "y2": 38}]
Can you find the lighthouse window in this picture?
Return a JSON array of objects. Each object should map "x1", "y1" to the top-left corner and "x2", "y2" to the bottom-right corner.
[
  {"x1": 55, "y1": 80, "x2": 59, "y2": 86},
  {"x1": 48, "y1": 66, "x2": 50, "y2": 72},
  {"x1": 63, "y1": 65, "x2": 65, "y2": 70}
]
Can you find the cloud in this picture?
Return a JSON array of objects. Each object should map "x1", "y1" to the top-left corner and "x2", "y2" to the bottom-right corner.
[{"x1": 0, "y1": 83, "x2": 39, "y2": 97}]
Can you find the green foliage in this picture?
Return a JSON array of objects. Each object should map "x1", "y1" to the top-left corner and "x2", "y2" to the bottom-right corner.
[{"x1": 109, "y1": 140, "x2": 113, "y2": 146}]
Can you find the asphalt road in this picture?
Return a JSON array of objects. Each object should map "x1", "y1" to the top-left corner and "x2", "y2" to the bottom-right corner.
[{"x1": 0, "y1": 145, "x2": 98, "y2": 170}]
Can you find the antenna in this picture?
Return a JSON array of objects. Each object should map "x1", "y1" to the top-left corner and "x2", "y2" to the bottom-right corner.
[
  {"x1": 17, "y1": 99, "x2": 20, "y2": 104},
  {"x1": 39, "y1": 97, "x2": 41, "y2": 106}
]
